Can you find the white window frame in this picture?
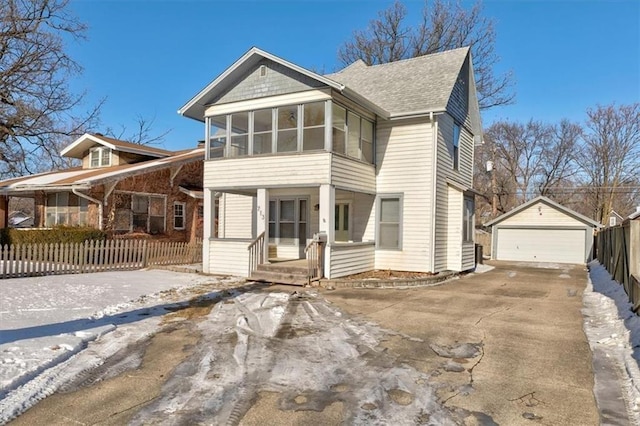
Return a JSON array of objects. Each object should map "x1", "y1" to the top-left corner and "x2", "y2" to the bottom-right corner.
[
  {"x1": 463, "y1": 196, "x2": 474, "y2": 242},
  {"x1": 174, "y1": 201, "x2": 186, "y2": 230},
  {"x1": 90, "y1": 147, "x2": 111, "y2": 168},
  {"x1": 376, "y1": 194, "x2": 403, "y2": 250},
  {"x1": 45, "y1": 192, "x2": 89, "y2": 227},
  {"x1": 453, "y1": 123, "x2": 460, "y2": 171}
]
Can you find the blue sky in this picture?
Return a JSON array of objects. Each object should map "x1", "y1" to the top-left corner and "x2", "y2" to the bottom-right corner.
[{"x1": 67, "y1": 0, "x2": 639, "y2": 151}]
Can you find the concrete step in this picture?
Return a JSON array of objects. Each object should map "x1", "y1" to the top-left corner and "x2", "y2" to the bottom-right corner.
[{"x1": 249, "y1": 269, "x2": 308, "y2": 286}]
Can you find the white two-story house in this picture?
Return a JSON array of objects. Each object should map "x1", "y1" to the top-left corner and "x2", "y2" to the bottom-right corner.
[{"x1": 179, "y1": 46, "x2": 481, "y2": 283}]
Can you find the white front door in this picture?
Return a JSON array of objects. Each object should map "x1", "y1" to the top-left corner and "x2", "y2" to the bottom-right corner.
[
  {"x1": 268, "y1": 197, "x2": 308, "y2": 258},
  {"x1": 335, "y1": 203, "x2": 350, "y2": 242}
]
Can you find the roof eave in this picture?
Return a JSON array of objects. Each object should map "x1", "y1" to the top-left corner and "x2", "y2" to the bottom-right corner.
[{"x1": 485, "y1": 196, "x2": 602, "y2": 228}]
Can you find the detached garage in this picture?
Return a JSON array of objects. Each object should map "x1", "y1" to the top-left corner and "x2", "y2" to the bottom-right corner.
[{"x1": 485, "y1": 196, "x2": 602, "y2": 264}]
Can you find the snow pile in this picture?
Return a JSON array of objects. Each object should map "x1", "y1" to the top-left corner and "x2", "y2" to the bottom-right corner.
[{"x1": 583, "y1": 261, "x2": 640, "y2": 424}]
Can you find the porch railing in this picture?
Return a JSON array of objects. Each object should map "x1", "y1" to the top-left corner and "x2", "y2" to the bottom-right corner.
[
  {"x1": 305, "y1": 234, "x2": 325, "y2": 284},
  {"x1": 247, "y1": 231, "x2": 266, "y2": 276}
]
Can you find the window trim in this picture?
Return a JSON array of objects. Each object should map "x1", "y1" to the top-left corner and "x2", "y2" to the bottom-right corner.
[
  {"x1": 89, "y1": 147, "x2": 111, "y2": 168},
  {"x1": 453, "y1": 122, "x2": 460, "y2": 171},
  {"x1": 173, "y1": 201, "x2": 186, "y2": 230},
  {"x1": 376, "y1": 193, "x2": 403, "y2": 250},
  {"x1": 45, "y1": 192, "x2": 89, "y2": 227},
  {"x1": 114, "y1": 191, "x2": 167, "y2": 234},
  {"x1": 463, "y1": 195, "x2": 474, "y2": 243}
]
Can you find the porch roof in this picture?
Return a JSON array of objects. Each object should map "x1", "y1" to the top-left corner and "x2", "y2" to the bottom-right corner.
[{"x1": 0, "y1": 148, "x2": 204, "y2": 196}]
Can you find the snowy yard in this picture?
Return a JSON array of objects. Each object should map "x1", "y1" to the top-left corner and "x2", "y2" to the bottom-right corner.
[{"x1": 1, "y1": 262, "x2": 640, "y2": 424}]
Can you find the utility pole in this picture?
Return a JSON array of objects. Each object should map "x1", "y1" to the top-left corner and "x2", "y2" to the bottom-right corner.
[{"x1": 491, "y1": 142, "x2": 498, "y2": 217}]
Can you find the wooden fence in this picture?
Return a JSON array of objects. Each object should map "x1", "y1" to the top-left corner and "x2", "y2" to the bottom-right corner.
[
  {"x1": 0, "y1": 239, "x2": 203, "y2": 279},
  {"x1": 595, "y1": 219, "x2": 640, "y2": 311}
]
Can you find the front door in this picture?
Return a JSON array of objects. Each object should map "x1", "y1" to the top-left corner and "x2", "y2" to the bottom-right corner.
[
  {"x1": 269, "y1": 197, "x2": 308, "y2": 258},
  {"x1": 335, "y1": 203, "x2": 350, "y2": 242}
]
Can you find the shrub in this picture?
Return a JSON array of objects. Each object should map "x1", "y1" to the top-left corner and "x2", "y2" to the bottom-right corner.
[{"x1": 0, "y1": 226, "x2": 107, "y2": 246}]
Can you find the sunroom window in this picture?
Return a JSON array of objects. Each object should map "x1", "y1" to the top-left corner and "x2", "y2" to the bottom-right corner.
[
  {"x1": 302, "y1": 102, "x2": 325, "y2": 151},
  {"x1": 277, "y1": 105, "x2": 298, "y2": 152},
  {"x1": 204, "y1": 100, "x2": 374, "y2": 164}
]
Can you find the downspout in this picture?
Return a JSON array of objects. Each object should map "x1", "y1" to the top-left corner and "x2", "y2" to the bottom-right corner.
[
  {"x1": 72, "y1": 187, "x2": 103, "y2": 231},
  {"x1": 430, "y1": 111, "x2": 438, "y2": 272}
]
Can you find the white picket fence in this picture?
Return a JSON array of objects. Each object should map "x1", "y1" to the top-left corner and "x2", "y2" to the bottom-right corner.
[{"x1": 0, "y1": 239, "x2": 203, "y2": 278}]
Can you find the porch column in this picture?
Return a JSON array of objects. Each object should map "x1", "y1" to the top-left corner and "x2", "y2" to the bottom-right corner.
[
  {"x1": 319, "y1": 184, "x2": 335, "y2": 278},
  {"x1": 0, "y1": 195, "x2": 7, "y2": 228},
  {"x1": 256, "y1": 188, "x2": 269, "y2": 262}
]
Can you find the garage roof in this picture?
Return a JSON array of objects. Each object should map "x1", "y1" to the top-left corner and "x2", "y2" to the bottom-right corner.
[{"x1": 484, "y1": 196, "x2": 602, "y2": 228}]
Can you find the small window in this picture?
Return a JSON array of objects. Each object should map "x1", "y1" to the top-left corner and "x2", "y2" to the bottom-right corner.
[
  {"x1": 453, "y1": 123, "x2": 460, "y2": 171},
  {"x1": 377, "y1": 195, "x2": 402, "y2": 249},
  {"x1": 90, "y1": 147, "x2": 111, "y2": 168},
  {"x1": 174, "y1": 202, "x2": 185, "y2": 230},
  {"x1": 609, "y1": 216, "x2": 617, "y2": 227},
  {"x1": 463, "y1": 196, "x2": 474, "y2": 242}
]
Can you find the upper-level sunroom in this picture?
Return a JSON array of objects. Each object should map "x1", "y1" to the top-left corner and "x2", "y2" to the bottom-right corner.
[{"x1": 178, "y1": 48, "x2": 389, "y2": 192}]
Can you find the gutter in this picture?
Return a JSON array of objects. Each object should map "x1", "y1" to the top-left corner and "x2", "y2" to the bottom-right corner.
[{"x1": 72, "y1": 187, "x2": 103, "y2": 231}]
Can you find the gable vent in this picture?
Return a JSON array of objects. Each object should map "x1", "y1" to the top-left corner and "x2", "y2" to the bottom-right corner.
[{"x1": 259, "y1": 65, "x2": 267, "y2": 77}]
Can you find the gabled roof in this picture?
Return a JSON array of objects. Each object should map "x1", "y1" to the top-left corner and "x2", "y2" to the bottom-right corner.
[
  {"x1": 178, "y1": 47, "x2": 391, "y2": 121},
  {"x1": 628, "y1": 209, "x2": 640, "y2": 221},
  {"x1": 0, "y1": 148, "x2": 203, "y2": 195},
  {"x1": 60, "y1": 133, "x2": 173, "y2": 159},
  {"x1": 609, "y1": 210, "x2": 624, "y2": 220},
  {"x1": 484, "y1": 196, "x2": 603, "y2": 228},
  {"x1": 325, "y1": 47, "x2": 472, "y2": 119}
]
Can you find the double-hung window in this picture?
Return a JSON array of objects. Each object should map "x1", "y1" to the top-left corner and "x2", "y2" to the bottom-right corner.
[
  {"x1": 377, "y1": 195, "x2": 402, "y2": 249},
  {"x1": 174, "y1": 202, "x2": 186, "y2": 230},
  {"x1": 90, "y1": 147, "x2": 111, "y2": 168}
]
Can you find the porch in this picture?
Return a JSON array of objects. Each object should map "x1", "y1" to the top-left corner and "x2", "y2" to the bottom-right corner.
[{"x1": 203, "y1": 185, "x2": 377, "y2": 282}]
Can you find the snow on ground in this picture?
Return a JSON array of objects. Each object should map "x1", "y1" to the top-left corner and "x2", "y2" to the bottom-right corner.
[
  {"x1": 0, "y1": 269, "x2": 241, "y2": 419},
  {"x1": 583, "y1": 261, "x2": 640, "y2": 424}
]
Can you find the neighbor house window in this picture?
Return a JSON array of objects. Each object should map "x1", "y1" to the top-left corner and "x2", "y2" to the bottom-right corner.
[
  {"x1": 90, "y1": 147, "x2": 111, "y2": 168},
  {"x1": 453, "y1": 123, "x2": 460, "y2": 171},
  {"x1": 463, "y1": 196, "x2": 474, "y2": 242},
  {"x1": 130, "y1": 194, "x2": 166, "y2": 234},
  {"x1": 207, "y1": 116, "x2": 227, "y2": 159},
  {"x1": 45, "y1": 192, "x2": 88, "y2": 227},
  {"x1": 174, "y1": 202, "x2": 185, "y2": 230},
  {"x1": 609, "y1": 216, "x2": 617, "y2": 227},
  {"x1": 377, "y1": 195, "x2": 402, "y2": 249}
]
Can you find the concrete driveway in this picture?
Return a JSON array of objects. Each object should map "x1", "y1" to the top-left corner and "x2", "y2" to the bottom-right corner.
[
  {"x1": 324, "y1": 261, "x2": 599, "y2": 425},
  {"x1": 10, "y1": 262, "x2": 598, "y2": 425}
]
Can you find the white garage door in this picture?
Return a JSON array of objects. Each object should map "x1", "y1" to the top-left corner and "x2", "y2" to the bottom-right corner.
[{"x1": 496, "y1": 228, "x2": 586, "y2": 264}]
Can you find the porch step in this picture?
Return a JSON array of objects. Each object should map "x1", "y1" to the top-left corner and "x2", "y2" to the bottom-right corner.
[
  {"x1": 249, "y1": 269, "x2": 308, "y2": 286},
  {"x1": 249, "y1": 262, "x2": 307, "y2": 285}
]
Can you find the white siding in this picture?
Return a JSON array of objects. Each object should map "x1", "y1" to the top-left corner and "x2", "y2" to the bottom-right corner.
[
  {"x1": 204, "y1": 152, "x2": 331, "y2": 190},
  {"x1": 434, "y1": 113, "x2": 475, "y2": 272},
  {"x1": 462, "y1": 242, "x2": 475, "y2": 270},
  {"x1": 219, "y1": 193, "x2": 253, "y2": 239},
  {"x1": 207, "y1": 239, "x2": 251, "y2": 276},
  {"x1": 446, "y1": 186, "x2": 462, "y2": 270},
  {"x1": 375, "y1": 118, "x2": 433, "y2": 272},
  {"x1": 329, "y1": 243, "x2": 375, "y2": 278},
  {"x1": 500, "y1": 202, "x2": 587, "y2": 227},
  {"x1": 331, "y1": 154, "x2": 376, "y2": 193}
]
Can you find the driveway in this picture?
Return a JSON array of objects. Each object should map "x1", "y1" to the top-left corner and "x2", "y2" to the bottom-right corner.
[{"x1": 9, "y1": 262, "x2": 598, "y2": 425}]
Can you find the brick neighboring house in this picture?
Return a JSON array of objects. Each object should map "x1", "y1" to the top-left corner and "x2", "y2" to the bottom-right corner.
[{"x1": 0, "y1": 133, "x2": 204, "y2": 242}]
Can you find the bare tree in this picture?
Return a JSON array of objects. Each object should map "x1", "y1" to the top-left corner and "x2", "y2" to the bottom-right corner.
[
  {"x1": 576, "y1": 103, "x2": 640, "y2": 223},
  {"x1": 0, "y1": 0, "x2": 101, "y2": 178},
  {"x1": 474, "y1": 119, "x2": 582, "y2": 220},
  {"x1": 104, "y1": 115, "x2": 171, "y2": 146},
  {"x1": 338, "y1": 0, "x2": 514, "y2": 109}
]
